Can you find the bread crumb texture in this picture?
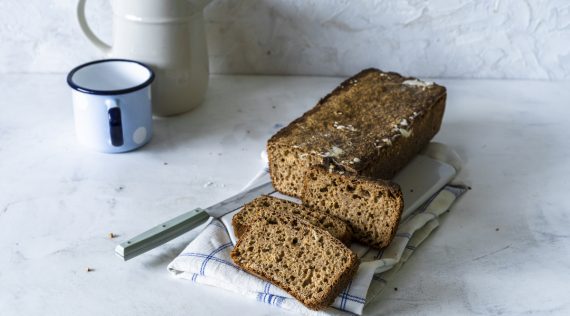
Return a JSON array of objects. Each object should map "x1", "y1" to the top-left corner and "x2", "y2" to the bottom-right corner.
[
  {"x1": 231, "y1": 213, "x2": 359, "y2": 310},
  {"x1": 232, "y1": 195, "x2": 352, "y2": 245},
  {"x1": 302, "y1": 165, "x2": 403, "y2": 249}
]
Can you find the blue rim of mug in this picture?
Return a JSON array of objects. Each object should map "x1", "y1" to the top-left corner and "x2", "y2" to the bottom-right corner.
[{"x1": 67, "y1": 59, "x2": 155, "y2": 96}]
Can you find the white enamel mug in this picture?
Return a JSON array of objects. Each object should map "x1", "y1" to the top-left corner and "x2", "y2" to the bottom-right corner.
[{"x1": 67, "y1": 59, "x2": 154, "y2": 153}]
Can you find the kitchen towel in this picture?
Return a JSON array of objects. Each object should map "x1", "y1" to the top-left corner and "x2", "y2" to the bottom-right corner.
[{"x1": 167, "y1": 143, "x2": 467, "y2": 315}]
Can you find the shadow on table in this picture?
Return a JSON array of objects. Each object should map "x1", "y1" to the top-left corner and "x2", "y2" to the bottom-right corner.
[{"x1": 141, "y1": 76, "x2": 316, "y2": 154}]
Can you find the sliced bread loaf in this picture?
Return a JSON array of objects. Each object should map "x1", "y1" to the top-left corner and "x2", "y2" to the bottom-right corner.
[
  {"x1": 232, "y1": 195, "x2": 352, "y2": 245},
  {"x1": 302, "y1": 165, "x2": 403, "y2": 249},
  {"x1": 267, "y1": 68, "x2": 446, "y2": 197},
  {"x1": 230, "y1": 211, "x2": 359, "y2": 310}
]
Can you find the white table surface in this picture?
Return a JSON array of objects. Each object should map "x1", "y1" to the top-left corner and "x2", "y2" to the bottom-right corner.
[{"x1": 1, "y1": 74, "x2": 569, "y2": 315}]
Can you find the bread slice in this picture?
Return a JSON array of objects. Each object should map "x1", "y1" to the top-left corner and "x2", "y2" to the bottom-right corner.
[
  {"x1": 232, "y1": 195, "x2": 352, "y2": 245},
  {"x1": 230, "y1": 211, "x2": 359, "y2": 310},
  {"x1": 302, "y1": 165, "x2": 403, "y2": 249},
  {"x1": 267, "y1": 68, "x2": 446, "y2": 197}
]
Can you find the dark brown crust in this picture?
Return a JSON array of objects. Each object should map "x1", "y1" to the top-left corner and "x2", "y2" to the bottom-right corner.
[
  {"x1": 230, "y1": 219, "x2": 360, "y2": 310},
  {"x1": 232, "y1": 195, "x2": 353, "y2": 246},
  {"x1": 268, "y1": 68, "x2": 391, "y2": 143},
  {"x1": 267, "y1": 69, "x2": 382, "y2": 197},
  {"x1": 231, "y1": 209, "x2": 249, "y2": 239},
  {"x1": 301, "y1": 165, "x2": 404, "y2": 249},
  {"x1": 360, "y1": 94, "x2": 447, "y2": 180},
  {"x1": 268, "y1": 68, "x2": 445, "y2": 143},
  {"x1": 384, "y1": 185, "x2": 404, "y2": 248},
  {"x1": 267, "y1": 68, "x2": 447, "y2": 198}
]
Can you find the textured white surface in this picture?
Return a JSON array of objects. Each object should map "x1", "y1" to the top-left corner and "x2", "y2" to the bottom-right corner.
[
  {"x1": 1, "y1": 74, "x2": 570, "y2": 315},
  {"x1": 1, "y1": 0, "x2": 570, "y2": 79}
]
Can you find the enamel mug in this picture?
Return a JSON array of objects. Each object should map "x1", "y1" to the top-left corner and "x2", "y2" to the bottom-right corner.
[
  {"x1": 67, "y1": 59, "x2": 154, "y2": 153},
  {"x1": 77, "y1": 0, "x2": 212, "y2": 117}
]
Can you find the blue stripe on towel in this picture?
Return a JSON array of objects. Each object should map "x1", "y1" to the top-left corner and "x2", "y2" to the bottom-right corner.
[
  {"x1": 256, "y1": 290, "x2": 286, "y2": 307},
  {"x1": 339, "y1": 279, "x2": 365, "y2": 309},
  {"x1": 374, "y1": 247, "x2": 385, "y2": 259},
  {"x1": 199, "y1": 242, "x2": 233, "y2": 275},
  {"x1": 274, "y1": 296, "x2": 284, "y2": 307},
  {"x1": 343, "y1": 293, "x2": 366, "y2": 304},
  {"x1": 180, "y1": 251, "x2": 240, "y2": 272},
  {"x1": 264, "y1": 282, "x2": 271, "y2": 293},
  {"x1": 418, "y1": 191, "x2": 440, "y2": 212},
  {"x1": 258, "y1": 282, "x2": 273, "y2": 305}
]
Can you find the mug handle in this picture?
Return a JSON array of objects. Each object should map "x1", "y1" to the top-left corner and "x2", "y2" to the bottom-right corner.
[
  {"x1": 77, "y1": 0, "x2": 112, "y2": 55},
  {"x1": 106, "y1": 99, "x2": 124, "y2": 147}
]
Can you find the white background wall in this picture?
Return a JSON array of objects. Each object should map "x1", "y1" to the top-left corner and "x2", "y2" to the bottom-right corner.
[{"x1": 1, "y1": 0, "x2": 569, "y2": 79}]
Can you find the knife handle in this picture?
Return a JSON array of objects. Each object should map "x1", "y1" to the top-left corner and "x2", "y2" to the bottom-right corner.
[{"x1": 115, "y1": 208, "x2": 210, "y2": 261}]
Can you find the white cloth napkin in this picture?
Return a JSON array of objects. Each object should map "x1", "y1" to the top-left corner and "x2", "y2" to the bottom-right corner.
[{"x1": 168, "y1": 144, "x2": 467, "y2": 315}]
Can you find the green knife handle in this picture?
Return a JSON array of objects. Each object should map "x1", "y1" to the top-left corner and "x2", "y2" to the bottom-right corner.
[{"x1": 115, "y1": 208, "x2": 210, "y2": 261}]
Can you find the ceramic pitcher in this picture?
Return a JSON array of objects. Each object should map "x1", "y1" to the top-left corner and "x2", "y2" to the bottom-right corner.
[{"x1": 77, "y1": 0, "x2": 211, "y2": 116}]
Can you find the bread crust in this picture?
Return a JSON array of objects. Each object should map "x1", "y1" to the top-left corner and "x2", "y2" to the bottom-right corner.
[{"x1": 231, "y1": 207, "x2": 250, "y2": 240}]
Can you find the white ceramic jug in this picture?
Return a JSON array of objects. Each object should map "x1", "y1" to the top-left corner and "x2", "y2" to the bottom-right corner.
[{"x1": 77, "y1": 0, "x2": 211, "y2": 116}]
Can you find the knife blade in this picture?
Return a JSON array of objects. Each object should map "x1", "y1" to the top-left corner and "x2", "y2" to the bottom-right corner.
[{"x1": 115, "y1": 181, "x2": 275, "y2": 261}]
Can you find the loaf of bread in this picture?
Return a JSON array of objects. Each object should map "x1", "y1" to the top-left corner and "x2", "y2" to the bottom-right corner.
[
  {"x1": 267, "y1": 68, "x2": 446, "y2": 197},
  {"x1": 230, "y1": 211, "x2": 359, "y2": 310},
  {"x1": 302, "y1": 165, "x2": 404, "y2": 249},
  {"x1": 232, "y1": 195, "x2": 352, "y2": 245}
]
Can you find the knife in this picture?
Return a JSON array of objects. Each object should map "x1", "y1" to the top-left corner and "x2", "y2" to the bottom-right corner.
[{"x1": 115, "y1": 181, "x2": 275, "y2": 261}]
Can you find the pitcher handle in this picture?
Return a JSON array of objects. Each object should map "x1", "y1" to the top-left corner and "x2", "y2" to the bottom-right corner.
[{"x1": 77, "y1": 0, "x2": 112, "y2": 55}]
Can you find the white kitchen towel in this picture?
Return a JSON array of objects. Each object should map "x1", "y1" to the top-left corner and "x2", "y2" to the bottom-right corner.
[
  {"x1": 167, "y1": 185, "x2": 466, "y2": 315},
  {"x1": 168, "y1": 144, "x2": 467, "y2": 315}
]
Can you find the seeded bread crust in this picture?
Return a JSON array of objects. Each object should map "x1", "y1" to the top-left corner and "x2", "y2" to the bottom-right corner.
[
  {"x1": 302, "y1": 165, "x2": 404, "y2": 249},
  {"x1": 232, "y1": 195, "x2": 352, "y2": 245},
  {"x1": 267, "y1": 68, "x2": 447, "y2": 198},
  {"x1": 230, "y1": 212, "x2": 359, "y2": 310}
]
